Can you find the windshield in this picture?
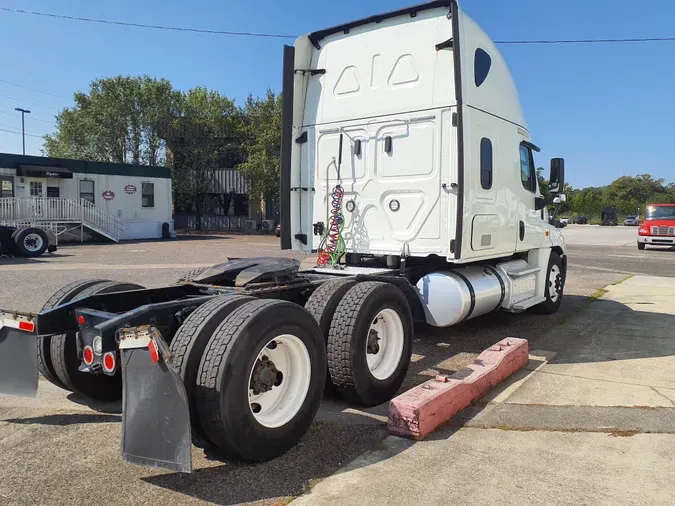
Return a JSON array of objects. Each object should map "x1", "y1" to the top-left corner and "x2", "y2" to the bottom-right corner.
[
  {"x1": 646, "y1": 206, "x2": 675, "y2": 220},
  {"x1": 626, "y1": 216, "x2": 636, "y2": 220}
]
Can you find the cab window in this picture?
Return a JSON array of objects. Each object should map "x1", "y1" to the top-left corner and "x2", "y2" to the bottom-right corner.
[{"x1": 519, "y1": 144, "x2": 536, "y2": 193}]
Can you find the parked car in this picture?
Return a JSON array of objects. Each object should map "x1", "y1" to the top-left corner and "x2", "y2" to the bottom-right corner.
[
  {"x1": 549, "y1": 218, "x2": 567, "y2": 229},
  {"x1": 624, "y1": 216, "x2": 640, "y2": 226},
  {"x1": 275, "y1": 224, "x2": 281, "y2": 237},
  {"x1": 559, "y1": 217, "x2": 570, "y2": 225},
  {"x1": 573, "y1": 215, "x2": 588, "y2": 224}
]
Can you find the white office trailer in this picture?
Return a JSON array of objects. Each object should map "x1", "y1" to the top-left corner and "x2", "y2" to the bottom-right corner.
[{"x1": 0, "y1": 153, "x2": 174, "y2": 241}]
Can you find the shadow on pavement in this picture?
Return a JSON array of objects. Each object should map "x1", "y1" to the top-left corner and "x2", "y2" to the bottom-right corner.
[
  {"x1": 115, "y1": 293, "x2": 675, "y2": 504},
  {"x1": 66, "y1": 393, "x2": 122, "y2": 414},
  {"x1": 3, "y1": 413, "x2": 120, "y2": 425},
  {"x1": 0, "y1": 253, "x2": 72, "y2": 265},
  {"x1": 143, "y1": 294, "x2": 611, "y2": 504},
  {"x1": 142, "y1": 419, "x2": 395, "y2": 505}
]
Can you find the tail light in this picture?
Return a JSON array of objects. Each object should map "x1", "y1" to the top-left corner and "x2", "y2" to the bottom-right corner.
[
  {"x1": 103, "y1": 352, "x2": 116, "y2": 373},
  {"x1": 83, "y1": 346, "x2": 94, "y2": 366}
]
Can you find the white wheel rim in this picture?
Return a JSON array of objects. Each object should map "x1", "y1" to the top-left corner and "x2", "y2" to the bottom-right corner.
[
  {"x1": 248, "y1": 334, "x2": 311, "y2": 429},
  {"x1": 23, "y1": 234, "x2": 43, "y2": 252},
  {"x1": 549, "y1": 264, "x2": 562, "y2": 303},
  {"x1": 366, "y1": 308, "x2": 404, "y2": 380}
]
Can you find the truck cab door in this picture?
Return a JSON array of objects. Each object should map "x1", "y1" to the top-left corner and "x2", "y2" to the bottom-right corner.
[{"x1": 516, "y1": 143, "x2": 546, "y2": 251}]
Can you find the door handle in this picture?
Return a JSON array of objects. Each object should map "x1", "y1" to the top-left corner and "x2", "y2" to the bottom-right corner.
[{"x1": 519, "y1": 221, "x2": 525, "y2": 241}]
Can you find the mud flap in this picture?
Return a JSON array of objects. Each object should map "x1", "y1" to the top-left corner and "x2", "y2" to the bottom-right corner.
[
  {"x1": 120, "y1": 342, "x2": 192, "y2": 473},
  {"x1": 0, "y1": 327, "x2": 38, "y2": 397}
]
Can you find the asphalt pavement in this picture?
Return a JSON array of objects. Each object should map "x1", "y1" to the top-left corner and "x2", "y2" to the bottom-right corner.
[{"x1": 0, "y1": 230, "x2": 673, "y2": 505}]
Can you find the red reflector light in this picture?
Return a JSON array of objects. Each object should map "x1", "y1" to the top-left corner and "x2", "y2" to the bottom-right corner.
[
  {"x1": 83, "y1": 346, "x2": 94, "y2": 366},
  {"x1": 103, "y1": 352, "x2": 116, "y2": 372},
  {"x1": 78, "y1": 315, "x2": 85, "y2": 325},
  {"x1": 148, "y1": 339, "x2": 159, "y2": 364},
  {"x1": 18, "y1": 321, "x2": 35, "y2": 332}
]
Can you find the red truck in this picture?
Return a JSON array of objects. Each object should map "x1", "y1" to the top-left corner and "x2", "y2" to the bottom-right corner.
[{"x1": 638, "y1": 204, "x2": 675, "y2": 250}]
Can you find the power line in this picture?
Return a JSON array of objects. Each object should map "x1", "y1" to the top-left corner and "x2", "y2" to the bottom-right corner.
[
  {"x1": 2, "y1": 6, "x2": 675, "y2": 45},
  {"x1": 0, "y1": 110, "x2": 55, "y2": 124},
  {"x1": 0, "y1": 122, "x2": 48, "y2": 136},
  {"x1": 0, "y1": 7, "x2": 296, "y2": 39},
  {"x1": 0, "y1": 79, "x2": 68, "y2": 100},
  {"x1": 0, "y1": 126, "x2": 44, "y2": 139},
  {"x1": 0, "y1": 93, "x2": 60, "y2": 111},
  {"x1": 494, "y1": 37, "x2": 675, "y2": 45}
]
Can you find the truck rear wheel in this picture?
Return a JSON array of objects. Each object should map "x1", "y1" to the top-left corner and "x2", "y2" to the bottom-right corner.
[
  {"x1": 169, "y1": 293, "x2": 254, "y2": 445},
  {"x1": 37, "y1": 279, "x2": 112, "y2": 390},
  {"x1": 305, "y1": 277, "x2": 360, "y2": 397},
  {"x1": 14, "y1": 227, "x2": 48, "y2": 257},
  {"x1": 49, "y1": 281, "x2": 145, "y2": 402},
  {"x1": 195, "y1": 299, "x2": 326, "y2": 461},
  {"x1": 327, "y1": 282, "x2": 413, "y2": 406},
  {"x1": 533, "y1": 252, "x2": 564, "y2": 314}
]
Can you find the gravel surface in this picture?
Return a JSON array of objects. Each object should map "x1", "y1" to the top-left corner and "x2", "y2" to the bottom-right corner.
[{"x1": 0, "y1": 233, "x2": 672, "y2": 506}]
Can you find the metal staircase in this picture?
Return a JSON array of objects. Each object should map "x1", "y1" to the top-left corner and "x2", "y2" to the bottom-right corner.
[{"x1": 0, "y1": 197, "x2": 120, "y2": 243}]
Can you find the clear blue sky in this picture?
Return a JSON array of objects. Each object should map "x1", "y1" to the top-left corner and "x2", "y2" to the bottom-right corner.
[{"x1": 1, "y1": 0, "x2": 673, "y2": 189}]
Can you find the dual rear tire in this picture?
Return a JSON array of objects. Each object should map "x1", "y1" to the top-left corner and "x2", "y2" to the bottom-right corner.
[
  {"x1": 170, "y1": 297, "x2": 326, "y2": 461},
  {"x1": 38, "y1": 279, "x2": 145, "y2": 402},
  {"x1": 306, "y1": 280, "x2": 414, "y2": 407}
]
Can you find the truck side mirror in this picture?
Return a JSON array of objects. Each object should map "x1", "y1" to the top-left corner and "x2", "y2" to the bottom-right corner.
[
  {"x1": 549, "y1": 158, "x2": 565, "y2": 194},
  {"x1": 552, "y1": 194, "x2": 567, "y2": 204}
]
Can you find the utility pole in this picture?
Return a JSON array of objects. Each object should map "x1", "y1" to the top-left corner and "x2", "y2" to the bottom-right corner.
[{"x1": 14, "y1": 107, "x2": 31, "y2": 155}]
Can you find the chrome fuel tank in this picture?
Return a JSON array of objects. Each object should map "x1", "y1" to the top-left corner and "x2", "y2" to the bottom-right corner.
[{"x1": 416, "y1": 265, "x2": 505, "y2": 327}]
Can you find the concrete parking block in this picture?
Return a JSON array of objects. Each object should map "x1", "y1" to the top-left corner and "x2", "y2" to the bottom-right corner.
[{"x1": 388, "y1": 338, "x2": 528, "y2": 439}]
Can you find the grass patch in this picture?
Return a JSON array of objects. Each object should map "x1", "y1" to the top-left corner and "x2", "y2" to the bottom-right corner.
[
  {"x1": 612, "y1": 275, "x2": 635, "y2": 285},
  {"x1": 589, "y1": 288, "x2": 608, "y2": 301},
  {"x1": 608, "y1": 430, "x2": 639, "y2": 438}
]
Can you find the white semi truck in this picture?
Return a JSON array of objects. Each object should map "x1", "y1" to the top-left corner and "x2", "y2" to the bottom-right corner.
[{"x1": 0, "y1": 0, "x2": 566, "y2": 473}]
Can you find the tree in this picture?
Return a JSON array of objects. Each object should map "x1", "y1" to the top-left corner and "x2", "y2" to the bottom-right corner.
[
  {"x1": 165, "y1": 87, "x2": 246, "y2": 219},
  {"x1": 237, "y1": 90, "x2": 283, "y2": 220},
  {"x1": 43, "y1": 76, "x2": 178, "y2": 166}
]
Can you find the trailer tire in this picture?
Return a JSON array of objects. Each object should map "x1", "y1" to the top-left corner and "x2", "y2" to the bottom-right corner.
[
  {"x1": 305, "y1": 277, "x2": 360, "y2": 397},
  {"x1": 533, "y1": 252, "x2": 564, "y2": 315},
  {"x1": 14, "y1": 227, "x2": 49, "y2": 257},
  {"x1": 196, "y1": 299, "x2": 326, "y2": 461},
  {"x1": 49, "y1": 281, "x2": 145, "y2": 402},
  {"x1": 178, "y1": 266, "x2": 209, "y2": 283},
  {"x1": 37, "y1": 279, "x2": 112, "y2": 390},
  {"x1": 169, "y1": 293, "x2": 254, "y2": 445},
  {"x1": 327, "y1": 282, "x2": 413, "y2": 406}
]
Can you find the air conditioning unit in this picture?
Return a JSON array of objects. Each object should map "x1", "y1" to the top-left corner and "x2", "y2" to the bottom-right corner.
[
  {"x1": 261, "y1": 220, "x2": 275, "y2": 232},
  {"x1": 245, "y1": 220, "x2": 258, "y2": 231}
]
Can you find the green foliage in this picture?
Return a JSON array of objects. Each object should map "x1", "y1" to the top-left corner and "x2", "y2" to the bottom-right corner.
[
  {"x1": 42, "y1": 76, "x2": 282, "y2": 219},
  {"x1": 542, "y1": 172, "x2": 675, "y2": 219},
  {"x1": 165, "y1": 87, "x2": 246, "y2": 214},
  {"x1": 43, "y1": 76, "x2": 178, "y2": 166},
  {"x1": 237, "y1": 90, "x2": 283, "y2": 218}
]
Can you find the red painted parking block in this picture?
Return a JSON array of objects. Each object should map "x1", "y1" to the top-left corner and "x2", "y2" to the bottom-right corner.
[{"x1": 389, "y1": 338, "x2": 529, "y2": 439}]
